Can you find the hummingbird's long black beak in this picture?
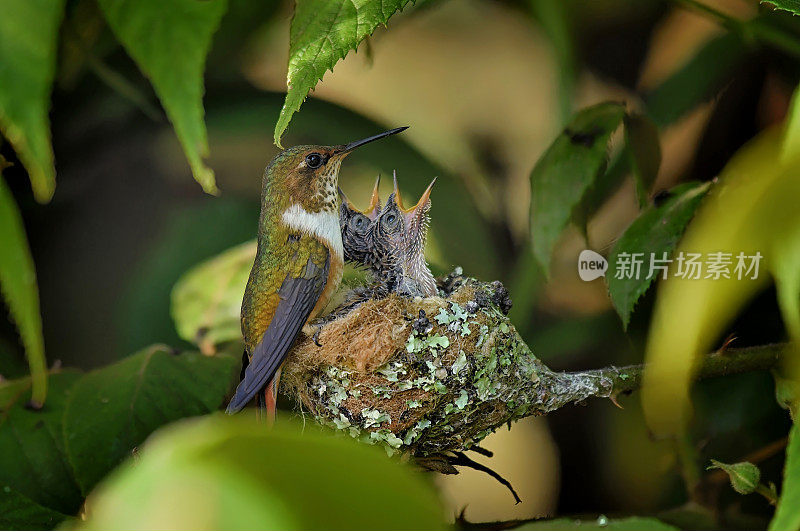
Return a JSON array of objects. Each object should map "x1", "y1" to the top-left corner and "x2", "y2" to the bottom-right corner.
[{"x1": 342, "y1": 126, "x2": 408, "y2": 153}]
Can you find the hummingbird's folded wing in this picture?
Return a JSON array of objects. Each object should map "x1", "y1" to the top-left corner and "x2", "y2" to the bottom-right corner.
[{"x1": 226, "y1": 246, "x2": 330, "y2": 413}]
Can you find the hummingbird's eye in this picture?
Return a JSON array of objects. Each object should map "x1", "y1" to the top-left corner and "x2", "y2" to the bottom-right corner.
[
  {"x1": 305, "y1": 153, "x2": 323, "y2": 169},
  {"x1": 349, "y1": 214, "x2": 367, "y2": 232},
  {"x1": 385, "y1": 214, "x2": 397, "y2": 225}
]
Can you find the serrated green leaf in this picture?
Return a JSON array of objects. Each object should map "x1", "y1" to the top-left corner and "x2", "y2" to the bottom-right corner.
[
  {"x1": 0, "y1": 486, "x2": 70, "y2": 530},
  {"x1": 63, "y1": 346, "x2": 238, "y2": 494},
  {"x1": 80, "y1": 416, "x2": 445, "y2": 530},
  {"x1": 0, "y1": 0, "x2": 65, "y2": 202},
  {"x1": 0, "y1": 371, "x2": 83, "y2": 515},
  {"x1": 625, "y1": 113, "x2": 661, "y2": 208},
  {"x1": 97, "y1": 0, "x2": 227, "y2": 194},
  {"x1": 275, "y1": 0, "x2": 419, "y2": 146},
  {"x1": 530, "y1": 102, "x2": 625, "y2": 275},
  {"x1": 770, "y1": 424, "x2": 800, "y2": 531},
  {"x1": 0, "y1": 162, "x2": 47, "y2": 406},
  {"x1": 763, "y1": 0, "x2": 800, "y2": 16},
  {"x1": 171, "y1": 240, "x2": 255, "y2": 353},
  {"x1": 708, "y1": 459, "x2": 760, "y2": 495},
  {"x1": 607, "y1": 182, "x2": 710, "y2": 329}
]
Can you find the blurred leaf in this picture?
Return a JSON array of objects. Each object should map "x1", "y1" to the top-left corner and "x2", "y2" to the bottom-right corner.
[
  {"x1": 0, "y1": 0, "x2": 64, "y2": 202},
  {"x1": 0, "y1": 162, "x2": 47, "y2": 406},
  {"x1": 645, "y1": 32, "x2": 747, "y2": 128},
  {"x1": 642, "y1": 128, "x2": 798, "y2": 436},
  {"x1": 63, "y1": 346, "x2": 238, "y2": 494},
  {"x1": 0, "y1": 371, "x2": 83, "y2": 514},
  {"x1": 275, "y1": 0, "x2": 420, "y2": 146},
  {"x1": 80, "y1": 415, "x2": 446, "y2": 530},
  {"x1": 528, "y1": 0, "x2": 576, "y2": 123},
  {"x1": 171, "y1": 240, "x2": 254, "y2": 353},
  {"x1": 97, "y1": 0, "x2": 227, "y2": 194},
  {"x1": 781, "y1": 82, "x2": 800, "y2": 164},
  {"x1": 624, "y1": 113, "x2": 661, "y2": 207},
  {"x1": 118, "y1": 198, "x2": 259, "y2": 355},
  {"x1": 771, "y1": 424, "x2": 800, "y2": 530},
  {"x1": 530, "y1": 101, "x2": 625, "y2": 275},
  {"x1": 708, "y1": 459, "x2": 760, "y2": 495},
  {"x1": 763, "y1": 0, "x2": 800, "y2": 16},
  {"x1": 607, "y1": 182, "x2": 710, "y2": 329},
  {"x1": 515, "y1": 516, "x2": 677, "y2": 530},
  {"x1": 0, "y1": 487, "x2": 70, "y2": 530}
]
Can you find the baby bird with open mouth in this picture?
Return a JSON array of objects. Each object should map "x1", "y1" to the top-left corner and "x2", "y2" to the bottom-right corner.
[{"x1": 339, "y1": 172, "x2": 437, "y2": 298}]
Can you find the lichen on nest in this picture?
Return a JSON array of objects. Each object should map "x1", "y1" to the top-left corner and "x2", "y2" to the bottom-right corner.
[{"x1": 282, "y1": 268, "x2": 616, "y2": 456}]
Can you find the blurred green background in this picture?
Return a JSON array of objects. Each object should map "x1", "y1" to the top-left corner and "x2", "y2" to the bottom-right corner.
[{"x1": 1, "y1": 0, "x2": 798, "y2": 524}]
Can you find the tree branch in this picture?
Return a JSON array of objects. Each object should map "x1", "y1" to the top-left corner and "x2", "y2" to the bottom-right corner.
[{"x1": 577, "y1": 343, "x2": 783, "y2": 398}]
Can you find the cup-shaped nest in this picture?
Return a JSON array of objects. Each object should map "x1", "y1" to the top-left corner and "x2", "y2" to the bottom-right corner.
[{"x1": 282, "y1": 270, "x2": 614, "y2": 457}]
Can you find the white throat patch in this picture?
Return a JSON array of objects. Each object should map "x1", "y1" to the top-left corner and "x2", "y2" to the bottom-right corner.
[{"x1": 281, "y1": 203, "x2": 344, "y2": 259}]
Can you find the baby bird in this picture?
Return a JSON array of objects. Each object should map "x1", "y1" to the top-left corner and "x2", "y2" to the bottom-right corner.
[
  {"x1": 339, "y1": 175, "x2": 382, "y2": 268},
  {"x1": 371, "y1": 172, "x2": 437, "y2": 297},
  {"x1": 338, "y1": 172, "x2": 437, "y2": 298}
]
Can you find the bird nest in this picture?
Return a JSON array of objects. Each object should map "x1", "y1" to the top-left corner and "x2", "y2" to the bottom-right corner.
[{"x1": 282, "y1": 269, "x2": 613, "y2": 457}]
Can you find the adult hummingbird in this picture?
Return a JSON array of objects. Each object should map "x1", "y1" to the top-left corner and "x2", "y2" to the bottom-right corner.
[{"x1": 226, "y1": 127, "x2": 408, "y2": 418}]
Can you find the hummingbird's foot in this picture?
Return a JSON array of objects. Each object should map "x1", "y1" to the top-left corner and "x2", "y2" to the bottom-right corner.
[{"x1": 312, "y1": 326, "x2": 323, "y2": 347}]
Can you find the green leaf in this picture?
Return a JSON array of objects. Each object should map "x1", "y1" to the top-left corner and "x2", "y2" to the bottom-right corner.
[
  {"x1": 275, "y1": 0, "x2": 419, "y2": 147},
  {"x1": 528, "y1": 0, "x2": 577, "y2": 123},
  {"x1": 514, "y1": 516, "x2": 677, "y2": 530},
  {"x1": 642, "y1": 127, "x2": 798, "y2": 436},
  {"x1": 770, "y1": 424, "x2": 800, "y2": 531},
  {"x1": 645, "y1": 32, "x2": 747, "y2": 128},
  {"x1": 80, "y1": 415, "x2": 446, "y2": 530},
  {"x1": 63, "y1": 346, "x2": 238, "y2": 494},
  {"x1": 171, "y1": 240, "x2": 254, "y2": 353},
  {"x1": 624, "y1": 113, "x2": 661, "y2": 208},
  {"x1": 763, "y1": 0, "x2": 800, "y2": 16},
  {"x1": 97, "y1": 0, "x2": 227, "y2": 194},
  {"x1": 0, "y1": 486, "x2": 70, "y2": 531},
  {"x1": 0, "y1": 371, "x2": 84, "y2": 514},
  {"x1": 708, "y1": 459, "x2": 760, "y2": 495},
  {"x1": 0, "y1": 162, "x2": 47, "y2": 406},
  {"x1": 530, "y1": 102, "x2": 626, "y2": 275},
  {"x1": 607, "y1": 182, "x2": 710, "y2": 329},
  {"x1": 0, "y1": 0, "x2": 65, "y2": 202}
]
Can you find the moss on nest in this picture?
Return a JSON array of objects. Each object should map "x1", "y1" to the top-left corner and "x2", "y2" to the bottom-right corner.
[{"x1": 282, "y1": 269, "x2": 614, "y2": 456}]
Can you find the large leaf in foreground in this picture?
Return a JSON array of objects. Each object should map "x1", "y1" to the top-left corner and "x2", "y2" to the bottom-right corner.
[
  {"x1": 771, "y1": 424, "x2": 800, "y2": 531},
  {"x1": 0, "y1": 0, "x2": 64, "y2": 202},
  {"x1": 275, "y1": 0, "x2": 419, "y2": 146},
  {"x1": 171, "y1": 240, "x2": 254, "y2": 354},
  {"x1": 607, "y1": 182, "x2": 710, "y2": 329},
  {"x1": 0, "y1": 487, "x2": 70, "y2": 530},
  {"x1": 530, "y1": 102, "x2": 625, "y2": 275},
  {"x1": 642, "y1": 127, "x2": 798, "y2": 436},
  {"x1": 63, "y1": 346, "x2": 238, "y2": 494},
  {"x1": 80, "y1": 416, "x2": 445, "y2": 530},
  {"x1": 0, "y1": 162, "x2": 47, "y2": 406},
  {"x1": 0, "y1": 371, "x2": 83, "y2": 514},
  {"x1": 97, "y1": 0, "x2": 227, "y2": 194}
]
